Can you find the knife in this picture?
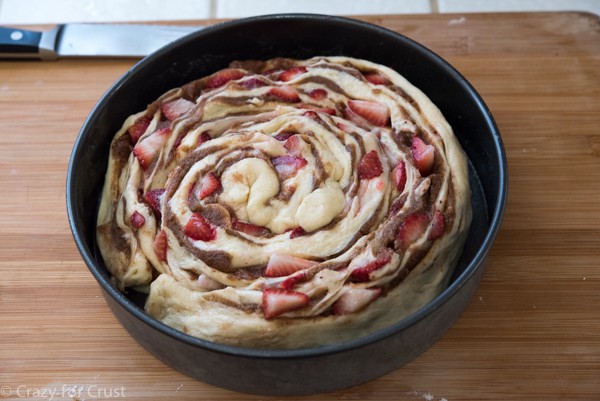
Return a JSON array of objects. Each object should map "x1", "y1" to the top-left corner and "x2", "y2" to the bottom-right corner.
[{"x1": 0, "y1": 23, "x2": 201, "y2": 60}]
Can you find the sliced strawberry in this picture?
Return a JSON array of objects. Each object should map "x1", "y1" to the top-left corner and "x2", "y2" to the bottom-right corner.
[
  {"x1": 262, "y1": 288, "x2": 310, "y2": 319},
  {"x1": 393, "y1": 161, "x2": 407, "y2": 192},
  {"x1": 343, "y1": 106, "x2": 370, "y2": 128},
  {"x1": 153, "y1": 230, "x2": 168, "y2": 261},
  {"x1": 351, "y1": 250, "x2": 393, "y2": 282},
  {"x1": 198, "y1": 172, "x2": 221, "y2": 199},
  {"x1": 364, "y1": 71, "x2": 391, "y2": 85},
  {"x1": 397, "y1": 213, "x2": 429, "y2": 248},
  {"x1": 130, "y1": 211, "x2": 145, "y2": 228},
  {"x1": 308, "y1": 88, "x2": 327, "y2": 100},
  {"x1": 412, "y1": 136, "x2": 435, "y2": 176},
  {"x1": 336, "y1": 121, "x2": 354, "y2": 133},
  {"x1": 269, "y1": 85, "x2": 301, "y2": 103},
  {"x1": 283, "y1": 135, "x2": 301, "y2": 155},
  {"x1": 206, "y1": 68, "x2": 245, "y2": 89},
  {"x1": 239, "y1": 77, "x2": 269, "y2": 89},
  {"x1": 347, "y1": 100, "x2": 390, "y2": 127},
  {"x1": 358, "y1": 150, "x2": 383, "y2": 180},
  {"x1": 272, "y1": 155, "x2": 307, "y2": 179},
  {"x1": 197, "y1": 131, "x2": 211, "y2": 146},
  {"x1": 274, "y1": 131, "x2": 295, "y2": 141},
  {"x1": 128, "y1": 116, "x2": 151, "y2": 144},
  {"x1": 196, "y1": 274, "x2": 224, "y2": 290},
  {"x1": 161, "y1": 98, "x2": 194, "y2": 121},
  {"x1": 232, "y1": 219, "x2": 270, "y2": 236},
  {"x1": 265, "y1": 253, "x2": 318, "y2": 277},
  {"x1": 279, "y1": 66, "x2": 307, "y2": 82},
  {"x1": 144, "y1": 188, "x2": 165, "y2": 218},
  {"x1": 133, "y1": 127, "x2": 170, "y2": 169},
  {"x1": 279, "y1": 271, "x2": 309, "y2": 290},
  {"x1": 428, "y1": 210, "x2": 446, "y2": 240},
  {"x1": 289, "y1": 226, "x2": 306, "y2": 239},
  {"x1": 184, "y1": 212, "x2": 216, "y2": 241},
  {"x1": 333, "y1": 287, "x2": 382, "y2": 315}
]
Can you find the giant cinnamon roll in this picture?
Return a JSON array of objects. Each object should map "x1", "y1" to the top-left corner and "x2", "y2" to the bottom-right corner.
[{"x1": 96, "y1": 56, "x2": 471, "y2": 348}]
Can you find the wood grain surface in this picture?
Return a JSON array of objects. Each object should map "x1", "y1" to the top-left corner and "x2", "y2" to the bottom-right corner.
[{"x1": 1, "y1": 12, "x2": 599, "y2": 401}]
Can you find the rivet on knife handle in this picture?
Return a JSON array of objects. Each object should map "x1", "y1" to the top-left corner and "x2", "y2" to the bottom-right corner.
[{"x1": 0, "y1": 25, "x2": 59, "y2": 60}]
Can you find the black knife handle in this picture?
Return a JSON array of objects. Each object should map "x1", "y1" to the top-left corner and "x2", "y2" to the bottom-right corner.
[{"x1": 0, "y1": 27, "x2": 42, "y2": 54}]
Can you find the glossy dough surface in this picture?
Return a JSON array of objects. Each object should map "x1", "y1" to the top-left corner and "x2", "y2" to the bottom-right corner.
[{"x1": 96, "y1": 56, "x2": 471, "y2": 349}]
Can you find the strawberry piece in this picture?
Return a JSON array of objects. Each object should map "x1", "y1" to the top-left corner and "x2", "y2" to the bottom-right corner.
[
  {"x1": 347, "y1": 100, "x2": 390, "y2": 127},
  {"x1": 197, "y1": 131, "x2": 211, "y2": 146},
  {"x1": 364, "y1": 71, "x2": 391, "y2": 85},
  {"x1": 333, "y1": 287, "x2": 382, "y2": 315},
  {"x1": 184, "y1": 212, "x2": 216, "y2": 241},
  {"x1": 279, "y1": 271, "x2": 309, "y2": 290},
  {"x1": 206, "y1": 68, "x2": 245, "y2": 89},
  {"x1": 272, "y1": 155, "x2": 307, "y2": 179},
  {"x1": 393, "y1": 161, "x2": 407, "y2": 192},
  {"x1": 161, "y1": 98, "x2": 194, "y2": 121},
  {"x1": 397, "y1": 213, "x2": 429, "y2": 248},
  {"x1": 336, "y1": 121, "x2": 354, "y2": 133},
  {"x1": 232, "y1": 219, "x2": 270, "y2": 236},
  {"x1": 130, "y1": 211, "x2": 145, "y2": 228},
  {"x1": 412, "y1": 137, "x2": 435, "y2": 176},
  {"x1": 283, "y1": 135, "x2": 301, "y2": 155},
  {"x1": 143, "y1": 188, "x2": 165, "y2": 218},
  {"x1": 269, "y1": 85, "x2": 301, "y2": 103},
  {"x1": 265, "y1": 253, "x2": 318, "y2": 277},
  {"x1": 351, "y1": 250, "x2": 393, "y2": 282},
  {"x1": 262, "y1": 288, "x2": 310, "y2": 319},
  {"x1": 128, "y1": 116, "x2": 151, "y2": 144},
  {"x1": 358, "y1": 150, "x2": 383, "y2": 180},
  {"x1": 239, "y1": 77, "x2": 268, "y2": 89},
  {"x1": 198, "y1": 172, "x2": 221, "y2": 199},
  {"x1": 289, "y1": 226, "x2": 306, "y2": 239},
  {"x1": 308, "y1": 88, "x2": 327, "y2": 100},
  {"x1": 279, "y1": 66, "x2": 307, "y2": 82},
  {"x1": 428, "y1": 210, "x2": 446, "y2": 240},
  {"x1": 153, "y1": 230, "x2": 168, "y2": 261},
  {"x1": 133, "y1": 127, "x2": 171, "y2": 169},
  {"x1": 274, "y1": 131, "x2": 295, "y2": 141}
]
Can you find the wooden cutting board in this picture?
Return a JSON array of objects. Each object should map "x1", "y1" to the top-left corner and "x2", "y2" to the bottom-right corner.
[{"x1": 1, "y1": 12, "x2": 599, "y2": 401}]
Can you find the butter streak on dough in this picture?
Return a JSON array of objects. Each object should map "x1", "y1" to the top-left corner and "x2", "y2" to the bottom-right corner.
[{"x1": 96, "y1": 56, "x2": 472, "y2": 348}]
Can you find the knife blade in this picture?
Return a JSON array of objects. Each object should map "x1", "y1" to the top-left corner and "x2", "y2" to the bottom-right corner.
[{"x1": 0, "y1": 23, "x2": 201, "y2": 60}]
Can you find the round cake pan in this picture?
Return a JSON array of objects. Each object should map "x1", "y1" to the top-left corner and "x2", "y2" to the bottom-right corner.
[{"x1": 66, "y1": 14, "x2": 507, "y2": 396}]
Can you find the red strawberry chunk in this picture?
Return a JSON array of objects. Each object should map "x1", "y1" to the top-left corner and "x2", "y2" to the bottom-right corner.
[
  {"x1": 133, "y1": 127, "x2": 171, "y2": 169},
  {"x1": 128, "y1": 116, "x2": 151, "y2": 144},
  {"x1": 161, "y1": 98, "x2": 194, "y2": 121},
  {"x1": 279, "y1": 66, "x2": 307, "y2": 82},
  {"x1": 272, "y1": 155, "x2": 307, "y2": 179},
  {"x1": 393, "y1": 161, "x2": 407, "y2": 192},
  {"x1": 333, "y1": 287, "x2": 382, "y2": 315},
  {"x1": 364, "y1": 71, "x2": 391, "y2": 85},
  {"x1": 262, "y1": 288, "x2": 310, "y2": 319},
  {"x1": 198, "y1": 172, "x2": 221, "y2": 199},
  {"x1": 412, "y1": 137, "x2": 435, "y2": 176},
  {"x1": 283, "y1": 135, "x2": 301, "y2": 155},
  {"x1": 351, "y1": 250, "x2": 393, "y2": 282},
  {"x1": 347, "y1": 100, "x2": 390, "y2": 127},
  {"x1": 289, "y1": 226, "x2": 306, "y2": 239},
  {"x1": 279, "y1": 271, "x2": 309, "y2": 290},
  {"x1": 397, "y1": 213, "x2": 429, "y2": 248},
  {"x1": 428, "y1": 210, "x2": 446, "y2": 240},
  {"x1": 265, "y1": 253, "x2": 318, "y2": 277},
  {"x1": 185, "y1": 212, "x2": 216, "y2": 241},
  {"x1": 153, "y1": 230, "x2": 168, "y2": 261},
  {"x1": 269, "y1": 85, "x2": 301, "y2": 103},
  {"x1": 358, "y1": 150, "x2": 383, "y2": 180},
  {"x1": 232, "y1": 219, "x2": 270, "y2": 236},
  {"x1": 239, "y1": 77, "x2": 269, "y2": 89},
  {"x1": 206, "y1": 68, "x2": 245, "y2": 89},
  {"x1": 197, "y1": 131, "x2": 211, "y2": 146},
  {"x1": 308, "y1": 88, "x2": 327, "y2": 100},
  {"x1": 130, "y1": 211, "x2": 145, "y2": 228},
  {"x1": 144, "y1": 188, "x2": 165, "y2": 218}
]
